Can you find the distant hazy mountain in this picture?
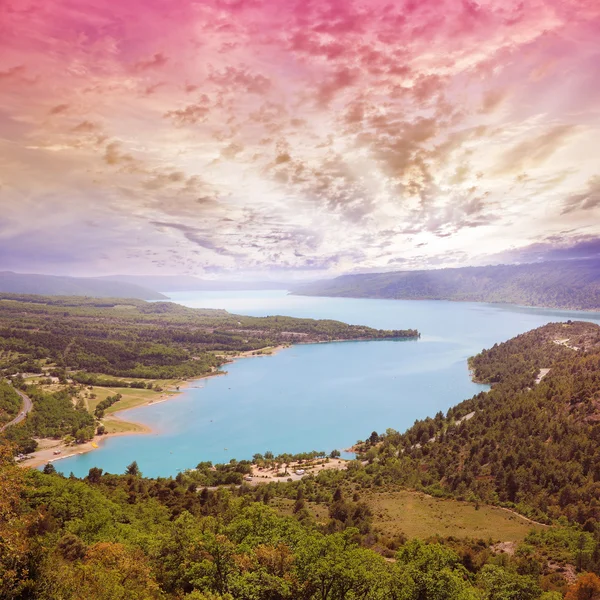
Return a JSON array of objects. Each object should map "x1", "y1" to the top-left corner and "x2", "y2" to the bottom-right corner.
[
  {"x1": 0, "y1": 272, "x2": 166, "y2": 300},
  {"x1": 99, "y1": 274, "x2": 290, "y2": 292},
  {"x1": 293, "y1": 259, "x2": 600, "y2": 310}
]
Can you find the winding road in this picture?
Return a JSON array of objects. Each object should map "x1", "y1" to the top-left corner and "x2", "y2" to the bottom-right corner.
[{"x1": 0, "y1": 388, "x2": 33, "y2": 432}]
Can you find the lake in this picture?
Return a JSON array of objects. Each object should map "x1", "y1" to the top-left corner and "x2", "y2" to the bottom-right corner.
[{"x1": 55, "y1": 292, "x2": 600, "y2": 477}]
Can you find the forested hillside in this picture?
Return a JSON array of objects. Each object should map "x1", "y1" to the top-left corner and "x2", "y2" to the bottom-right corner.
[
  {"x1": 354, "y1": 321, "x2": 600, "y2": 525},
  {"x1": 2, "y1": 384, "x2": 95, "y2": 453},
  {"x1": 0, "y1": 379, "x2": 21, "y2": 426},
  {"x1": 1, "y1": 321, "x2": 600, "y2": 598},
  {"x1": 2, "y1": 439, "x2": 599, "y2": 600},
  {"x1": 0, "y1": 294, "x2": 417, "y2": 455},
  {"x1": 293, "y1": 260, "x2": 600, "y2": 310},
  {"x1": 0, "y1": 294, "x2": 418, "y2": 380}
]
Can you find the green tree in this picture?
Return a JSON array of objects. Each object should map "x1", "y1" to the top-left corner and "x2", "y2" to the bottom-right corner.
[
  {"x1": 42, "y1": 462, "x2": 56, "y2": 475},
  {"x1": 87, "y1": 467, "x2": 103, "y2": 484},
  {"x1": 57, "y1": 534, "x2": 87, "y2": 561},
  {"x1": 125, "y1": 460, "x2": 141, "y2": 477},
  {"x1": 39, "y1": 542, "x2": 162, "y2": 599},
  {"x1": 394, "y1": 540, "x2": 479, "y2": 600},
  {"x1": 188, "y1": 533, "x2": 236, "y2": 595},
  {"x1": 477, "y1": 564, "x2": 541, "y2": 600}
]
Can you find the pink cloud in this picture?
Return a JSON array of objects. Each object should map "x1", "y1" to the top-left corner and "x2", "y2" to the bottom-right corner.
[{"x1": 0, "y1": 0, "x2": 599, "y2": 275}]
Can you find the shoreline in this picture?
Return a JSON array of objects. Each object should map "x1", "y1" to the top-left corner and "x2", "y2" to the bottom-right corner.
[
  {"x1": 19, "y1": 345, "x2": 290, "y2": 470},
  {"x1": 18, "y1": 337, "x2": 402, "y2": 471},
  {"x1": 19, "y1": 417, "x2": 152, "y2": 469}
]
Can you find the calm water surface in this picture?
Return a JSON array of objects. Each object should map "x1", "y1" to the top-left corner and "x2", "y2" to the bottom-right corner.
[{"x1": 55, "y1": 292, "x2": 600, "y2": 477}]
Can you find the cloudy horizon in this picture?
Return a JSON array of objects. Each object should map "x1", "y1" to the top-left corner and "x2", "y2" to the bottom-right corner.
[{"x1": 1, "y1": 0, "x2": 600, "y2": 278}]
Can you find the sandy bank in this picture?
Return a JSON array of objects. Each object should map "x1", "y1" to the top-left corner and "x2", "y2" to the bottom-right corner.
[
  {"x1": 19, "y1": 417, "x2": 152, "y2": 470},
  {"x1": 246, "y1": 457, "x2": 348, "y2": 485}
]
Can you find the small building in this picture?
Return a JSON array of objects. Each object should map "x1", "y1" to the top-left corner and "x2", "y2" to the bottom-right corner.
[{"x1": 295, "y1": 469, "x2": 305, "y2": 476}]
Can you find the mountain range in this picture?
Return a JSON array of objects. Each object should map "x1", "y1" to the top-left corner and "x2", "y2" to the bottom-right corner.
[{"x1": 292, "y1": 259, "x2": 600, "y2": 311}]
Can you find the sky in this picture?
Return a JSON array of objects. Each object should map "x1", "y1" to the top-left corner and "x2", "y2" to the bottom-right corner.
[{"x1": 1, "y1": 0, "x2": 600, "y2": 279}]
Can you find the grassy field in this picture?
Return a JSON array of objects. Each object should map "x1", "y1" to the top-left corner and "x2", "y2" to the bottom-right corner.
[
  {"x1": 86, "y1": 386, "x2": 176, "y2": 413},
  {"x1": 63, "y1": 375, "x2": 184, "y2": 412},
  {"x1": 23, "y1": 374, "x2": 190, "y2": 434},
  {"x1": 101, "y1": 417, "x2": 148, "y2": 434},
  {"x1": 271, "y1": 498, "x2": 330, "y2": 523},
  {"x1": 86, "y1": 378, "x2": 187, "y2": 433},
  {"x1": 273, "y1": 490, "x2": 540, "y2": 542},
  {"x1": 363, "y1": 490, "x2": 540, "y2": 542}
]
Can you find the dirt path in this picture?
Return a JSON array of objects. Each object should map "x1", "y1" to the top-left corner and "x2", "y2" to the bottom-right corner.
[
  {"x1": 535, "y1": 368, "x2": 550, "y2": 384},
  {"x1": 496, "y1": 506, "x2": 549, "y2": 527}
]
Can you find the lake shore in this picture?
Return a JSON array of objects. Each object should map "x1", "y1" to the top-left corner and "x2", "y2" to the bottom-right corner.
[
  {"x1": 19, "y1": 345, "x2": 290, "y2": 470},
  {"x1": 19, "y1": 417, "x2": 152, "y2": 469}
]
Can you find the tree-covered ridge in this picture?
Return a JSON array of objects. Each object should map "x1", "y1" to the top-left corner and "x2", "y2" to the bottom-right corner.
[
  {"x1": 0, "y1": 379, "x2": 21, "y2": 425},
  {"x1": 0, "y1": 294, "x2": 418, "y2": 380},
  {"x1": 468, "y1": 321, "x2": 600, "y2": 385},
  {"x1": 355, "y1": 321, "x2": 600, "y2": 525},
  {"x1": 293, "y1": 259, "x2": 600, "y2": 311},
  {"x1": 2, "y1": 322, "x2": 600, "y2": 598},
  {"x1": 1, "y1": 442, "x2": 597, "y2": 600}
]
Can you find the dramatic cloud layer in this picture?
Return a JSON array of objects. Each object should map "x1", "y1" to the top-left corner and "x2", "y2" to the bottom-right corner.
[{"x1": 1, "y1": 0, "x2": 599, "y2": 276}]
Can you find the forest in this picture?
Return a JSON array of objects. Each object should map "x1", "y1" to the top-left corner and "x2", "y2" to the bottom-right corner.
[
  {"x1": 0, "y1": 294, "x2": 416, "y2": 454},
  {"x1": 351, "y1": 321, "x2": 600, "y2": 526},
  {"x1": 0, "y1": 294, "x2": 418, "y2": 380},
  {"x1": 2, "y1": 383, "x2": 95, "y2": 454},
  {"x1": 1, "y1": 438, "x2": 599, "y2": 599},
  {"x1": 1, "y1": 308, "x2": 600, "y2": 598},
  {"x1": 292, "y1": 259, "x2": 600, "y2": 311},
  {"x1": 0, "y1": 378, "x2": 21, "y2": 426}
]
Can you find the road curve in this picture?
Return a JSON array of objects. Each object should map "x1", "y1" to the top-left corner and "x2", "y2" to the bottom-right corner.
[{"x1": 0, "y1": 389, "x2": 33, "y2": 432}]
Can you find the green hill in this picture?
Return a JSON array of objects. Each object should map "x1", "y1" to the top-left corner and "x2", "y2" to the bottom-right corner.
[
  {"x1": 0, "y1": 271, "x2": 166, "y2": 300},
  {"x1": 356, "y1": 320, "x2": 600, "y2": 526},
  {"x1": 293, "y1": 260, "x2": 600, "y2": 310},
  {"x1": 1, "y1": 319, "x2": 600, "y2": 597}
]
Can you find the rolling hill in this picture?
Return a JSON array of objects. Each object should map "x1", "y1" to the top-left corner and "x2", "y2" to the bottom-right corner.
[
  {"x1": 0, "y1": 271, "x2": 166, "y2": 300},
  {"x1": 293, "y1": 259, "x2": 600, "y2": 310}
]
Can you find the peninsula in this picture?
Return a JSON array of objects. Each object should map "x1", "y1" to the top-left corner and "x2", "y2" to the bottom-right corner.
[{"x1": 0, "y1": 293, "x2": 418, "y2": 462}]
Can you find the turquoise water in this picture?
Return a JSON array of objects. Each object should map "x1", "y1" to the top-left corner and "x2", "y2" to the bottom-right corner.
[{"x1": 55, "y1": 293, "x2": 600, "y2": 477}]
